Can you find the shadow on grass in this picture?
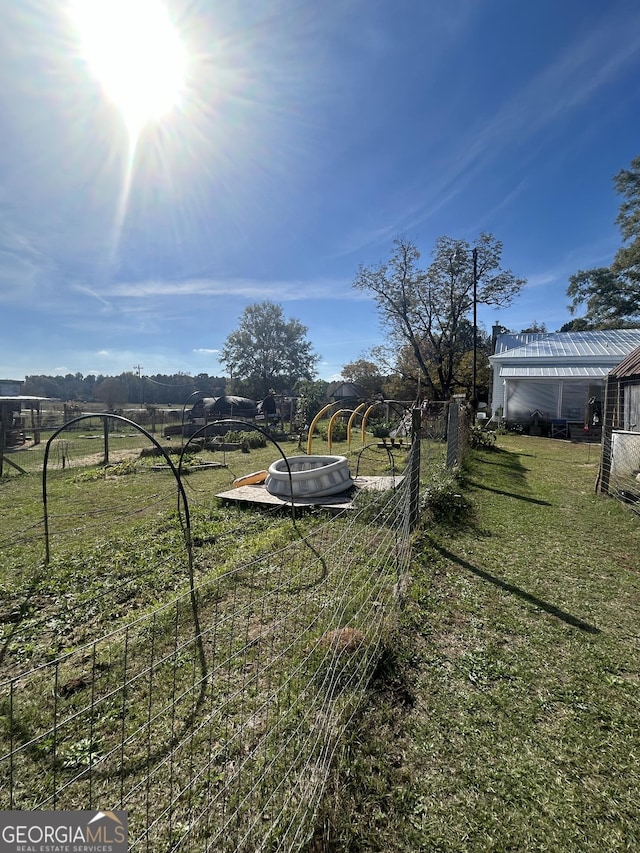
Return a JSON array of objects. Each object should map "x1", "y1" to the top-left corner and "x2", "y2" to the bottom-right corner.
[
  {"x1": 467, "y1": 481, "x2": 552, "y2": 506},
  {"x1": 475, "y1": 458, "x2": 531, "y2": 471},
  {"x1": 432, "y1": 542, "x2": 601, "y2": 634},
  {"x1": 0, "y1": 572, "x2": 45, "y2": 670},
  {"x1": 475, "y1": 447, "x2": 534, "y2": 493}
]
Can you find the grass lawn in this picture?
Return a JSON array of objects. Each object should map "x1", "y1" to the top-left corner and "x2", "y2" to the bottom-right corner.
[
  {"x1": 0, "y1": 428, "x2": 416, "y2": 847},
  {"x1": 0, "y1": 431, "x2": 416, "y2": 667},
  {"x1": 327, "y1": 434, "x2": 640, "y2": 852}
]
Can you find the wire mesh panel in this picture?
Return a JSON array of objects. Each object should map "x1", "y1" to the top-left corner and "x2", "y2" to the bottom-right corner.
[
  {"x1": 604, "y1": 430, "x2": 640, "y2": 506},
  {"x1": 1, "y1": 445, "x2": 416, "y2": 851},
  {"x1": 599, "y1": 376, "x2": 640, "y2": 507}
]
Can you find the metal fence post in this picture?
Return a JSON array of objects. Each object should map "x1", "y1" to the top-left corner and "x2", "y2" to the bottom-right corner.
[
  {"x1": 446, "y1": 394, "x2": 469, "y2": 468},
  {"x1": 598, "y1": 378, "x2": 613, "y2": 495},
  {"x1": 102, "y1": 416, "x2": 110, "y2": 466},
  {"x1": 409, "y1": 407, "x2": 422, "y2": 530},
  {"x1": 446, "y1": 397, "x2": 459, "y2": 468}
]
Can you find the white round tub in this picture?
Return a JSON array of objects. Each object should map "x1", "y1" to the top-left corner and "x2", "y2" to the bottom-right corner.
[{"x1": 265, "y1": 455, "x2": 353, "y2": 498}]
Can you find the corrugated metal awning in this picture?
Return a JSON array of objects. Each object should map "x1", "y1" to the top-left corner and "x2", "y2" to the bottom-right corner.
[{"x1": 499, "y1": 366, "x2": 610, "y2": 378}]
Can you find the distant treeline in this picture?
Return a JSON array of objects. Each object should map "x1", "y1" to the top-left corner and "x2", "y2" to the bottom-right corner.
[{"x1": 23, "y1": 372, "x2": 228, "y2": 405}]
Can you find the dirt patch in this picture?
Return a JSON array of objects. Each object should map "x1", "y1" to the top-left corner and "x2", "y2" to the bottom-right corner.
[{"x1": 60, "y1": 449, "x2": 141, "y2": 469}]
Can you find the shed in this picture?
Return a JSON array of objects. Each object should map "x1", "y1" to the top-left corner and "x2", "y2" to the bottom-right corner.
[
  {"x1": 328, "y1": 382, "x2": 366, "y2": 401},
  {"x1": 598, "y1": 345, "x2": 640, "y2": 499},
  {"x1": 164, "y1": 394, "x2": 259, "y2": 439},
  {"x1": 0, "y1": 395, "x2": 53, "y2": 476},
  {"x1": 190, "y1": 395, "x2": 258, "y2": 420},
  {"x1": 489, "y1": 329, "x2": 640, "y2": 434}
]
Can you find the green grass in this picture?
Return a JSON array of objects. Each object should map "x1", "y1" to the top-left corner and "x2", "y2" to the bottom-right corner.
[
  {"x1": 7, "y1": 428, "x2": 637, "y2": 852},
  {"x1": 0, "y1": 426, "x2": 418, "y2": 848},
  {"x1": 0, "y1": 427, "x2": 426, "y2": 570},
  {"x1": 0, "y1": 425, "x2": 420, "y2": 641},
  {"x1": 325, "y1": 435, "x2": 640, "y2": 852}
]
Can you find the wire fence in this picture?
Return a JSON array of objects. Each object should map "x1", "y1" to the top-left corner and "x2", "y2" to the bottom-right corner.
[
  {"x1": 0, "y1": 402, "x2": 472, "y2": 850},
  {"x1": 2, "y1": 514, "x2": 409, "y2": 849},
  {"x1": 598, "y1": 375, "x2": 640, "y2": 508}
]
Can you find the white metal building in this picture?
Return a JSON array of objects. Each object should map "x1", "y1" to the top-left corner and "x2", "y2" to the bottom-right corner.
[{"x1": 489, "y1": 329, "x2": 640, "y2": 430}]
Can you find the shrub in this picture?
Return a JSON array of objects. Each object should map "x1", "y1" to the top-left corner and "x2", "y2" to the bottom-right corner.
[
  {"x1": 420, "y1": 464, "x2": 471, "y2": 525},
  {"x1": 370, "y1": 422, "x2": 393, "y2": 438},
  {"x1": 470, "y1": 425, "x2": 497, "y2": 450},
  {"x1": 223, "y1": 430, "x2": 267, "y2": 449},
  {"x1": 314, "y1": 420, "x2": 348, "y2": 442},
  {"x1": 498, "y1": 420, "x2": 524, "y2": 435}
]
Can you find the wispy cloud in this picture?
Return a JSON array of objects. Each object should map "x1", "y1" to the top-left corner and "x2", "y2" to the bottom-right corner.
[
  {"x1": 107, "y1": 275, "x2": 364, "y2": 302},
  {"x1": 398, "y1": 7, "x2": 640, "y2": 240},
  {"x1": 337, "y1": 6, "x2": 640, "y2": 257},
  {"x1": 73, "y1": 285, "x2": 113, "y2": 308},
  {"x1": 524, "y1": 272, "x2": 559, "y2": 289},
  {"x1": 465, "y1": 179, "x2": 531, "y2": 236},
  {"x1": 445, "y1": 11, "x2": 640, "y2": 185},
  {"x1": 0, "y1": 222, "x2": 50, "y2": 304},
  {"x1": 524, "y1": 233, "x2": 621, "y2": 292}
]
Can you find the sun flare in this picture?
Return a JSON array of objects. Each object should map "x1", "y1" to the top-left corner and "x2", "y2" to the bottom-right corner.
[{"x1": 70, "y1": 0, "x2": 187, "y2": 136}]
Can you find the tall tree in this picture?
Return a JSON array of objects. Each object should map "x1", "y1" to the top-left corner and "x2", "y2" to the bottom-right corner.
[
  {"x1": 95, "y1": 377, "x2": 127, "y2": 410},
  {"x1": 221, "y1": 301, "x2": 319, "y2": 399},
  {"x1": 568, "y1": 154, "x2": 640, "y2": 326},
  {"x1": 389, "y1": 325, "x2": 493, "y2": 400},
  {"x1": 340, "y1": 358, "x2": 385, "y2": 397},
  {"x1": 353, "y1": 234, "x2": 524, "y2": 400}
]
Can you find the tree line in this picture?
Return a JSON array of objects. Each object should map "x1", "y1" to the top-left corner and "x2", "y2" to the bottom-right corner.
[{"x1": 23, "y1": 372, "x2": 227, "y2": 405}]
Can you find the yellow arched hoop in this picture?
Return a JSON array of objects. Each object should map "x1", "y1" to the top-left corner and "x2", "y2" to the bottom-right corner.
[
  {"x1": 306, "y1": 403, "x2": 335, "y2": 455},
  {"x1": 347, "y1": 403, "x2": 367, "y2": 447},
  {"x1": 328, "y1": 409, "x2": 351, "y2": 453},
  {"x1": 361, "y1": 404, "x2": 379, "y2": 443}
]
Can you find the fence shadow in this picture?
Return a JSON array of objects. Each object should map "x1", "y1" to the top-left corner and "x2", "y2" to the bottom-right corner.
[
  {"x1": 432, "y1": 542, "x2": 600, "y2": 634},
  {"x1": 467, "y1": 481, "x2": 552, "y2": 506}
]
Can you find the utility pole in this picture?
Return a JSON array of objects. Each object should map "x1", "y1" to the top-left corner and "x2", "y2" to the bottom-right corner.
[{"x1": 133, "y1": 365, "x2": 144, "y2": 406}]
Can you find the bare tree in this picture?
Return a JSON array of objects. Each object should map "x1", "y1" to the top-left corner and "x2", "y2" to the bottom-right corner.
[{"x1": 353, "y1": 234, "x2": 525, "y2": 399}]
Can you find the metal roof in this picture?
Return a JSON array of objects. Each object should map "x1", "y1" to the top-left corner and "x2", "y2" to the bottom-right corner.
[
  {"x1": 499, "y1": 366, "x2": 611, "y2": 378},
  {"x1": 491, "y1": 329, "x2": 640, "y2": 362},
  {"x1": 608, "y1": 345, "x2": 640, "y2": 379},
  {"x1": 0, "y1": 395, "x2": 55, "y2": 403},
  {"x1": 493, "y1": 332, "x2": 546, "y2": 354}
]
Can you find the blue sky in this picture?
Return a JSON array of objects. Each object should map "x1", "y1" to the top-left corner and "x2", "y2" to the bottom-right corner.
[{"x1": 1, "y1": 0, "x2": 640, "y2": 382}]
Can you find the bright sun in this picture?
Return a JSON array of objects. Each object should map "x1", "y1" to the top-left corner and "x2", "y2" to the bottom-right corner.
[{"x1": 70, "y1": 0, "x2": 187, "y2": 136}]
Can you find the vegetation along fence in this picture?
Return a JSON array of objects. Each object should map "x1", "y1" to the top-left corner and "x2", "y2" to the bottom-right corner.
[{"x1": 0, "y1": 403, "x2": 470, "y2": 850}]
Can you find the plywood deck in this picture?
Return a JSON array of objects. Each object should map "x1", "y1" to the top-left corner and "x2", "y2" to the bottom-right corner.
[{"x1": 215, "y1": 475, "x2": 404, "y2": 512}]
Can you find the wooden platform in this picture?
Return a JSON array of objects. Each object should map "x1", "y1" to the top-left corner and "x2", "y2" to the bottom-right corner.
[{"x1": 215, "y1": 475, "x2": 404, "y2": 512}]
